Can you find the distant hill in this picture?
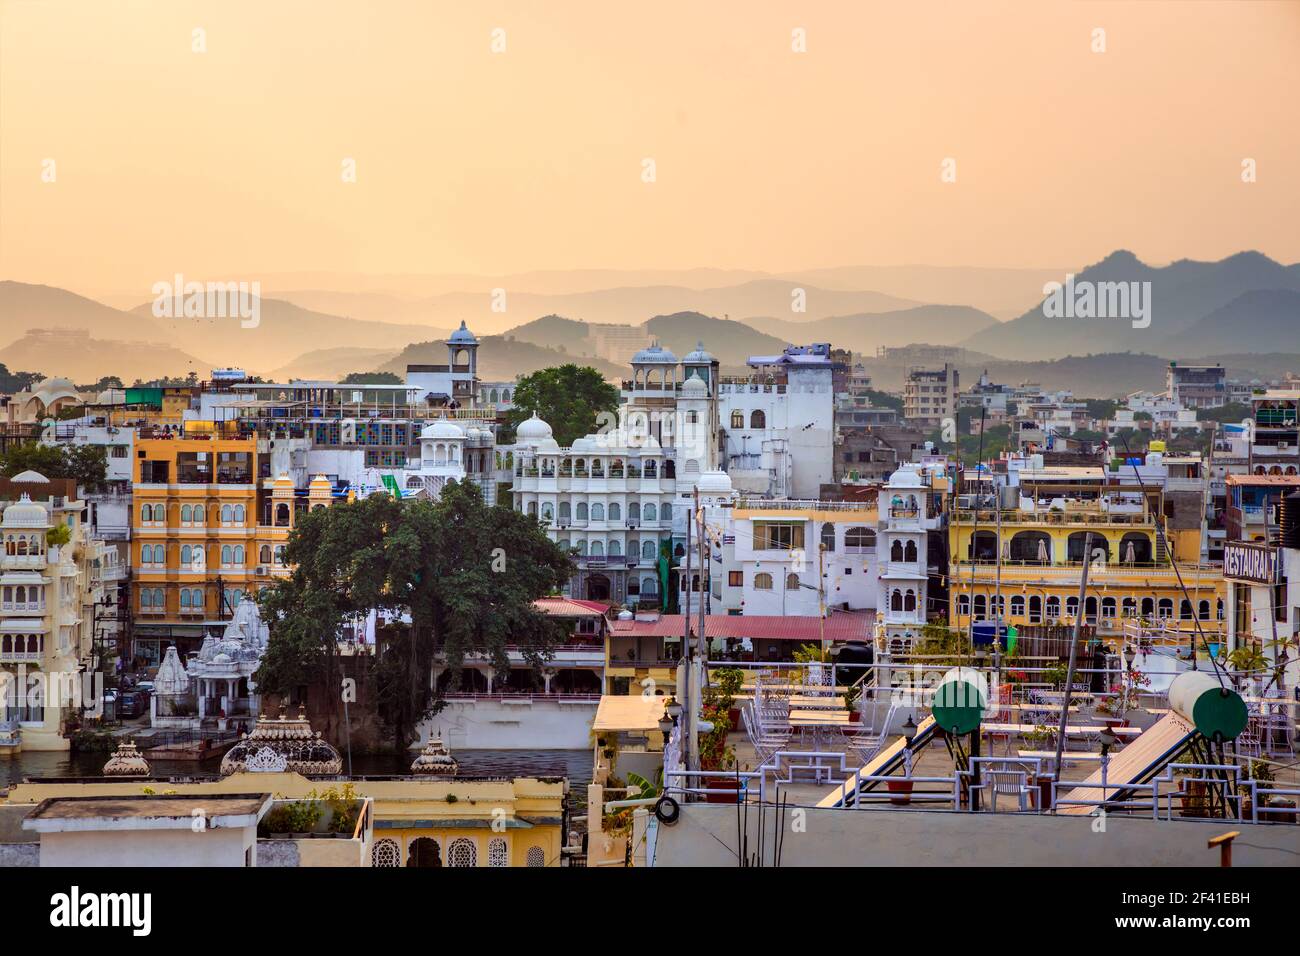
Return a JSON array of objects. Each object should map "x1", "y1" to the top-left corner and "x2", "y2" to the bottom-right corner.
[
  {"x1": 374, "y1": 336, "x2": 627, "y2": 383},
  {"x1": 264, "y1": 346, "x2": 403, "y2": 382},
  {"x1": 277, "y1": 279, "x2": 921, "y2": 335},
  {"x1": 642, "y1": 312, "x2": 789, "y2": 366},
  {"x1": 0, "y1": 281, "x2": 169, "y2": 349},
  {"x1": 0, "y1": 329, "x2": 207, "y2": 384},
  {"x1": 860, "y1": 348, "x2": 1300, "y2": 398},
  {"x1": 961, "y1": 251, "x2": 1300, "y2": 360},
  {"x1": 128, "y1": 296, "x2": 439, "y2": 367},
  {"x1": 503, "y1": 315, "x2": 595, "y2": 355},
  {"x1": 1166, "y1": 289, "x2": 1300, "y2": 356},
  {"x1": 745, "y1": 304, "x2": 999, "y2": 354}
]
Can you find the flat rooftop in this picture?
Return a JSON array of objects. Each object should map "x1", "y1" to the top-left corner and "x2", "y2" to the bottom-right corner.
[{"x1": 22, "y1": 793, "x2": 271, "y2": 832}]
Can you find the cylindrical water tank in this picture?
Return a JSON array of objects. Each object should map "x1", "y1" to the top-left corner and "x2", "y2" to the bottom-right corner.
[
  {"x1": 932, "y1": 667, "x2": 987, "y2": 735},
  {"x1": 1168, "y1": 671, "x2": 1248, "y2": 741}
]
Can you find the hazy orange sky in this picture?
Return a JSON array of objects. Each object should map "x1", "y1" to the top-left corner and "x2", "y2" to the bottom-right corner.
[{"x1": 2, "y1": 0, "x2": 1297, "y2": 297}]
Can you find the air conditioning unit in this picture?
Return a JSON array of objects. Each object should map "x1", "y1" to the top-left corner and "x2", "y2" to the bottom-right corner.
[{"x1": 255, "y1": 566, "x2": 267, "y2": 576}]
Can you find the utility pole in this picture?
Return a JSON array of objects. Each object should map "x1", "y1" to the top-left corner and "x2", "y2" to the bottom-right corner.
[
  {"x1": 1053, "y1": 530, "x2": 1093, "y2": 783},
  {"x1": 818, "y1": 541, "x2": 826, "y2": 649},
  {"x1": 682, "y1": 487, "x2": 697, "y2": 772}
]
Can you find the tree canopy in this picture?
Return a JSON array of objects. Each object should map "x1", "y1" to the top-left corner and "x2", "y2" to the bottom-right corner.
[
  {"x1": 340, "y1": 371, "x2": 403, "y2": 385},
  {"x1": 502, "y1": 364, "x2": 619, "y2": 446},
  {"x1": 0, "y1": 441, "x2": 108, "y2": 493},
  {"x1": 256, "y1": 480, "x2": 574, "y2": 748},
  {"x1": 0, "y1": 364, "x2": 43, "y2": 394}
]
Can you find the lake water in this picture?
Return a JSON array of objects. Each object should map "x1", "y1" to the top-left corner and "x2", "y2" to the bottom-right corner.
[{"x1": 0, "y1": 748, "x2": 593, "y2": 790}]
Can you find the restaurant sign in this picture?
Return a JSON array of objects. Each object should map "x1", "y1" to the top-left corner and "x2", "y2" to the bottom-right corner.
[{"x1": 1223, "y1": 541, "x2": 1277, "y2": 584}]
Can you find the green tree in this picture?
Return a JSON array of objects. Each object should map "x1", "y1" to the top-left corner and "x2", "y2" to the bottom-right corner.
[
  {"x1": 1196, "y1": 402, "x2": 1252, "y2": 424},
  {"x1": 502, "y1": 365, "x2": 619, "y2": 446},
  {"x1": 257, "y1": 480, "x2": 573, "y2": 749},
  {"x1": 0, "y1": 364, "x2": 43, "y2": 393},
  {"x1": 0, "y1": 441, "x2": 108, "y2": 493}
]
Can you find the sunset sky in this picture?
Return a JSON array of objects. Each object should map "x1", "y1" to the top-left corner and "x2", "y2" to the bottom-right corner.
[{"x1": 2, "y1": 0, "x2": 1297, "y2": 297}]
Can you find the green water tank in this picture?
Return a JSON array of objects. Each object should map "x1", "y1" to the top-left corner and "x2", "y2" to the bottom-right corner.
[
  {"x1": 1168, "y1": 671, "x2": 1248, "y2": 741},
  {"x1": 932, "y1": 667, "x2": 987, "y2": 735}
]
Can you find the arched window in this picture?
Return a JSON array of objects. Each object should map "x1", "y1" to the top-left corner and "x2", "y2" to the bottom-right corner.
[
  {"x1": 608, "y1": 540, "x2": 622, "y2": 557},
  {"x1": 990, "y1": 595, "x2": 1004, "y2": 618},
  {"x1": 152, "y1": 503, "x2": 165, "y2": 522},
  {"x1": 576, "y1": 502, "x2": 588, "y2": 521},
  {"x1": 1216, "y1": 599, "x2": 1224, "y2": 620},
  {"x1": 221, "y1": 504, "x2": 233, "y2": 523},
  {"x1": 192, "y1": 505, "x2": 204, "y2": 524},
  {"x1": 541, "y1": 503, "x2": 553, "y2": 522},
  {"x1": 233, "y1": 504, "x2": 245, "y2": 523},
  {"x1": 890, "y1": 540, "x2": 904, "y2": 561},
  {"x1": 591, "y1": 503, "x2": 605, "y2": 521},
  {"x1": 891, "y1": 589, "x2": 903, "y2": 611},
  {"x1": 141, "y1": 503, "x2": 152, "y2": 523},
  {"x1": 1085, "y1": 595, "x2": 1098, "y2": 621},
  {"x1": 904, "y1": 589, "x2": 916, "y2": 612},
  {"x1": 232, "y1": 545, "x2": 244, "y2": 565},
  {"x1": 1010, "y1": 595, "x2": 1025, "y2": 618},
  {"x1": 973, "y1": 594, "x2": 987, "y2": 618},
  {"x1": 488, "y1": 838, "x2": 508, "y2": 868},
  {"x1": 559, "y1": 502, "x2": 571, "y2": 522},
  {"x1": 1122, "y1": 597, "x2": 1138, "y2": 618},
  {"x1": 448, "y1": 838, "x2": 477, "y2": 868},
  {"x1": 661, "y1": 503, "x2": 672, "y2": 522},
  {"x1": 259, "y1": 545, "x2": 271, "y2": 564},
  {"x1": 754, "y1": 573, "x2": 773, "y2": 590},
  {"x1": 1066, "y1": 596, "x2": 1079, "y2": 618},
  {"x1": 1157, "y1": 598, "x2": 1173, "y2": 619},
  {"x1": 526, "y1": 846, "x2": 545, "y2": 867},
  {"x1": 275, "y1": 503, "x2": 290, "y2": 526},
  {"x1": 590, "y1": 540, "x2": 603, "y2": 556},
  {"x1": 957, "y1": 593, "x2": 970, "y2": 616},
  {"x1": 1197, "y1": 600, "x2": 1210, "y2": 620},
  {"x1": 786, "y1": 573, "x2": 799, "y2": 591},
  {"x1": 820, "y1": 524, "x2": 836, "y2": 552},
  {"x1": 845, "y1": 527, "x2": 875, "y2": 553},
  {"x1": 1029, "y1": 595, "x2": 1042, "y2": 623},
  {"x1": 643, "y1": 502, "x2": 660, "y2": 522},
  {"x1": 1141, "y1": 597, "x2": 1155, "y2": 617},
  {"x1": 904, "y1": 540, "x2": 917, "y2": 562},
  {"x1": 627, "y1": 502, "x2": 640, "y2": 522},
  {"x1": 1179, "y1": 599, "x2": 1193, "y2": 621},
  {"x1": 1046, "y1": 596, "x2": 1060, "y2": 619},
  {"x1": 180, "y1": 589, "x2": 191, "y2": 609},
  {"x1": 642, "y1": 540, "x2": 657, "y2": 560},
  {"x1": 644, "y1": 461, "x2": 657, "y2": 479},
  {"x1": 608, "y1": 503, "x2": 621, "y2": 522},
  {"x1": 575, "y1": 540, "x2": 587, "y2": 555},
  {"x1": 1102, "y1": 597, "x2": 1117, "y2": 620},
  {"x1": 372, "y1": 839, "x2": 401, "y2": 867},
  {"x1": 221, "y1": 545, "x2": 232, "y2": 566},
  {"x1": 180, "y1": 545, "x2": 192, "y2": 565},
  {"x1": 181, "y1": 505, "x2": 192, "y2": 523},
  {"x1": 750, "y1": 410, "x2": 766, "y2": 429},
  {"x1": 730, "y1": 410, "x2": 744, "y2": 429},
  {"x1": 1009, "y1": 531, "x2": 1052, "y2": 564}
]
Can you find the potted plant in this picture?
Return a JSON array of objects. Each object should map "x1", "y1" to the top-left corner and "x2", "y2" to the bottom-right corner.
[
  {"x1": 708, "y1": 667, "x2": 745, "y2": 731},
  {"x1": 699, "y1": 704, "x2": 739, "y2": 803}
]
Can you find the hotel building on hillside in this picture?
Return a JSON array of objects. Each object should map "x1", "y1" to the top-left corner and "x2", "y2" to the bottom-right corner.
[{"x1": 903, "y1": 364, "x2": 959, "y2": 429}]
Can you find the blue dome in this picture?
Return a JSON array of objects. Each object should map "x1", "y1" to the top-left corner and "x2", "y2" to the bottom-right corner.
[{"x1": 448, "y1": 320, "x2": 478, "y2": 345}]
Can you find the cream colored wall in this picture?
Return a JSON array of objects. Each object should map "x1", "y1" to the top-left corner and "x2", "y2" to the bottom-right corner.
[{"x1": 40, "y1": 825, "x2": 253, "y2": 867}]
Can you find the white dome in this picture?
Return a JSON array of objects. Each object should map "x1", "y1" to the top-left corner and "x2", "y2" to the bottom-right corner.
[
  {"x1": 571, "y1": 436, "x2": 596, "y2": 452},
  {"x1": 694, "y1": 469, "x2": 733, "y2": 494},
  {"x1": 632, "y1": 343, "x2": 678, "y2": 365},
  {"x1": 515, "y1": 412, "x2": 553, "y2": 442},
  {"x1": 536, "y1": 438, "x2": 561, "y2": 454},
  {"x1": 423, "y1": 420, "x2": 465, "y2": 440},
  {"x1": 2, "y1": 494, "x2": 49, "y2": 529},
  {"x1": 681, "y1": 376, "x2": 708, "y2": 396},
  {"x1": 9, "y1": 470, "x2": 50, "y2": 484},
  {"x1": 448, "y1": 320, "x2": 478, "y2": 345},
  {"x1": 684, "y1": 341, "x2": 715, "y2": 364},
  {"x1": 886, "y1": 466, "x2": 925, "y2": 489}
]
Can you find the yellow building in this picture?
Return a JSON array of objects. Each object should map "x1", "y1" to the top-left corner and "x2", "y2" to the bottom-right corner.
[
  {"x1": 3, "y1": 772, "x2": 566, "y2": 867},
  {"x1": 948, "y1": 480, "x2": 1224, "y2": 646},
  {"x1": 131, "y1": 434, "x2": 334, "y2": 663}
]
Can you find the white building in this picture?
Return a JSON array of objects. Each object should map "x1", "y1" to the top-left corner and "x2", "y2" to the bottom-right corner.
[
  {"x1": 720, "y1": 344, "x2": 835, "y2": 499},
  {"x1": 876, "y1": 464, "x2": 944, "y2": 652}
]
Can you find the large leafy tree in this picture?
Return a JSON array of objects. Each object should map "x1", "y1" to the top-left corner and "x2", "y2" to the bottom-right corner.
[
  {"x1": 0, "y1": 441, "x2": 108, "y2": 493},
  {"x1": 257, "y1": 480, "x2": 573, "y2": 748},
  {"x1": 503, "y1": 364, "x2": 619, "y2": 446}
]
